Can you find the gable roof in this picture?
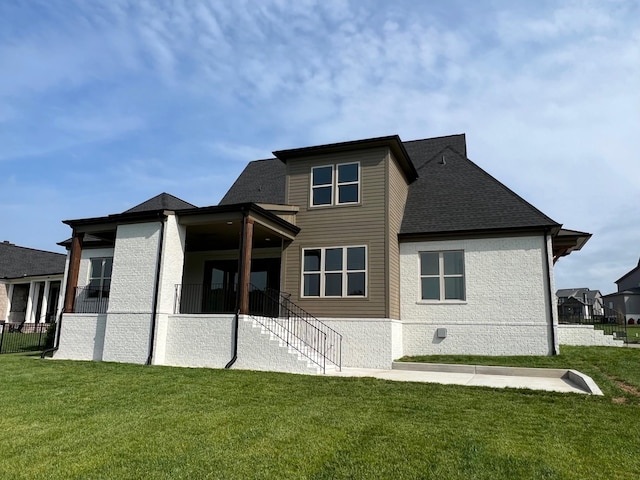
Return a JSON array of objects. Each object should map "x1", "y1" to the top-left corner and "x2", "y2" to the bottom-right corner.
[
  {"x1": 219, "y1": 134, "x2": 560, "y2": 235},
  {"x1": 123, "y1": 193, "x2": 196, "y2": 213},
  {"x1": 0, "y1": 241, "x2": 66, "y2": 279},
  {"x1": 219, "y1": 159, "x2": 286, "y2": 205},
  {"x1": 556, "y1": 288, "x2": 602, "y2": 301}
]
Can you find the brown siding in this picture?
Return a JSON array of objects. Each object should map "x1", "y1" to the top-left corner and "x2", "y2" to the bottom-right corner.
[
  {"x1": 283, "y1": 148, "x2": 388, "y2": 318},
  {"x1": 386, "y1": 153, "x2": 409, "y2": 319}
]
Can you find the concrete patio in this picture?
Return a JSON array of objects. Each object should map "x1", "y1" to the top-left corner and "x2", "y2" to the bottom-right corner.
[{"x1": 328, "y1": 362, "x2": 603, "y2": 395}]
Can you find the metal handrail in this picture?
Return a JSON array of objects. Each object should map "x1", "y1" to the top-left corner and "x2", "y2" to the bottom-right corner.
[{"x1": 247, "y1": 285, "x2": 342, "y2": 373}]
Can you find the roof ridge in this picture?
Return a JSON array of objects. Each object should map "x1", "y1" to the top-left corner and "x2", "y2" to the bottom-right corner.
[
  {"x1": 403, "y1": 133, "x2": 466, "y2": 144},
  {"x1": 0, "y1": 243, "x2": 65, "y2": 257}
]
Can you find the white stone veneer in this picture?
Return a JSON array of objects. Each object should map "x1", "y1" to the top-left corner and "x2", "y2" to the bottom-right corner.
[
  {"x1": 319, "y1": 318, "x2": 402, "y2": 369},
  {"x1": 164, "y1": 314, "x2": 233, "y2": 368},
  {"x1": 558, "y1": 325, "x2": 624, "y2": 347},
  {"x1": 55, "y1": 313, "x2": 106, "y2": 361},
  {"x1": 400, "y1": 235, "x2": 554, "y2": 356}
]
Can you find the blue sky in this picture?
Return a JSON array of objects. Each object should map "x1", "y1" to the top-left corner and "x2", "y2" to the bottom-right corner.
[{"x1": 1, "y1": 0, "x2": 638, "y2": 294}]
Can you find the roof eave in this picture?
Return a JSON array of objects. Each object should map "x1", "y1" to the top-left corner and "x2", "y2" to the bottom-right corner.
[
  {"x1": 273, "y1": 135, "x2": 418, "y2": 183},
  {"x1": 398, "y1": 224, "x2": 561, "y2": 241}
]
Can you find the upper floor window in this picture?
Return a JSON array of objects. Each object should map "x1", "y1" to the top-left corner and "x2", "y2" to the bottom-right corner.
[
  {"x1": 420, "y1": 251, "x2": 465, "y2": 301},
  {"x1": 302, "y1": 246, "x2": 366, "y2": 297},
  {"x1": 88, "y1": 257, "x2": 113, "y2": 299},
  {"x1": 311, "y1": 162, "x2": 360, "y2": 207}
]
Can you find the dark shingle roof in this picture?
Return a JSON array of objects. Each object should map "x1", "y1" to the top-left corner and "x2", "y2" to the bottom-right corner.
[
  {"x1": 399, "y1": 144, "x2": 559, "y2": 235},
  {"x1": 219, "y1": 134, "x2": 559, "y2": 235},
  {"x1": 0, "y1": 242, "x2": 66, "y2": 279},
  {"x1": 124, "y1": 193, "x2": 196, "y2": 213},
  {"x1": 219, "y1": 159, "x2": 286, "y2": 205},
  {"x1": 403, "y1": 134, "x2": 467, "y2": 169}
]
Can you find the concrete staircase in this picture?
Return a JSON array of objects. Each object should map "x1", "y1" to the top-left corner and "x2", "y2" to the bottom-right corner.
[{"x1": 234, "y1": 315, "x2": 338, "y2": 375}]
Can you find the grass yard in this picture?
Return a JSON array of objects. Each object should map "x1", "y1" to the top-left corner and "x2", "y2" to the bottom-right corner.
[{"x1": 1, "y1": 347, "x2": 639, "y2": 480}]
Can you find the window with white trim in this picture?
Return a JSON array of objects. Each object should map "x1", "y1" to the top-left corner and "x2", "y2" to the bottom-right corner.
[
  {"x1": 302, "y1": 246, "x2": 366, "y2": 297},
  {"x1": 420, "y1": 251, "x2": 465, "y2": 301},
  {"x1": 310, "y1": 162, "x2": 359, "y2": 207},
  {"x1": 88, "y1": 257, "x2": 112, "y2": 299}
]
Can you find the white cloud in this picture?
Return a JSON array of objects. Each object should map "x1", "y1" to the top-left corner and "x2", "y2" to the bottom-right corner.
[{"x1": 0, "y1": 0, "x2": 638, "y2": 292}]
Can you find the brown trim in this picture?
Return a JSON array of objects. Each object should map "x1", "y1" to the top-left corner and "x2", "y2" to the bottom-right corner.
[
  {"x1": 63, "y1": 231, "x2": 84, "y2": 313},
  {"x1": 238, "y1": 216, "x2": 254, "y2": 314}
]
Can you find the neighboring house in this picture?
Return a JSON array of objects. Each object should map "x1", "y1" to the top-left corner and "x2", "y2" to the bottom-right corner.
[
  {"x1": 556, "y1": 288, "x2": 603, "y2": 320},
  {"x1": 603, "y1": 258, "x2": 640, "y2": 325},
  {"x1": 53, "y1": 134, "x2": 590, "y2": 373},
  {"x1": 0, "y1": 241, "x2": 66, "y2": 325}
]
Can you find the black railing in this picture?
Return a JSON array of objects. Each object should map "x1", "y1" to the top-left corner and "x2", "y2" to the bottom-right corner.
[
  {"x1": 0, "y1": 322, "x2": 52, "y2": 354},
  {"x1": 247, "y1": 285, "x2": 342, "y2": 373},
  {"x1": 173, "y1": 283, "x2": 342, "y2": 372},
  {"x1": 73, "y1": 286, "x2": 109, "y2": 314},
  {"x1": 559, "y1": 303, "x2": 628, "y2": 342},
  {"x1": 174, "y1": 283, "x2": 237, "y2": 314}
]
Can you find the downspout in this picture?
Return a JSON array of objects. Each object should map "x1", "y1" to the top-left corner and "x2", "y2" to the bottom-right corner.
[
  {"x1": 40, "y1": 310, "x2": 64, "y2": 358},
  {"x1": 146, "y1": 214, "x2": 166, "y2": 365},
  {"x1": 225, "y1": 209, "x2": 247, "y2": 369},
  {"x1": 543, "y1": 229, "x2": 558, "y2": 355}
]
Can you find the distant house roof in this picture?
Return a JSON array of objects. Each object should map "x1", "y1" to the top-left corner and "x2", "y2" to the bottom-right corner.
[
  {"x1": 615, "y1": 257, "x2": 640, "y2": 285},
  {"x1": 556, "y1": 288, "x2": 602, "y2": 302},
  {"x1": 123, "y1": 193, "x2": 197, "y2": 213},
  {"x1": 220, "y1": 133, "x2": 560, "y2": 236},
  {"x1": 0, "y1": 241, "x2": 66, "y2": 279}
]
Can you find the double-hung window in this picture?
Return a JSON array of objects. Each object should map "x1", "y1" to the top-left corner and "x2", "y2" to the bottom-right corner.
[
  {"x1": 311, "y1": 162, "x2": 359, "y2": 207},
  {"x1": 420, "y1": 251, "x2": 465, "y2": 301},
  {"x1": 302, "y1": 246, "x2": 366, "y2": 297},
  {"x1": 88, "y1": 257, "x2": 113, "y2": 299}
]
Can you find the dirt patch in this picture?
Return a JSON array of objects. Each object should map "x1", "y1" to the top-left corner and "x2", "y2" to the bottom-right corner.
[
  {"x1": 607, "y1": 375, "x2": 640, "y2": 397},
  {"x1": 612, "y1": 397, "x2": 627, "y2": 404}
]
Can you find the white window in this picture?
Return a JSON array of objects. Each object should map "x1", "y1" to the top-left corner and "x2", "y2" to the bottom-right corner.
[
  {"x1": 88, "y1": 257, "x2": 112, "y2": 299},
  {"x1": 420, "y1": 251, "x2": 465, "y2": 301},
  {"x1": 310, "y1": 162, "x2": 359, "y2": 207},
  {"x1": 302, "y1": 246, "x2": 366, "y2": 297}
]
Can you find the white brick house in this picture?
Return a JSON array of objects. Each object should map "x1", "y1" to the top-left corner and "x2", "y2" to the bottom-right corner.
[{"x1": 53, "y1": 134, "x2": 590, "y2": 373}]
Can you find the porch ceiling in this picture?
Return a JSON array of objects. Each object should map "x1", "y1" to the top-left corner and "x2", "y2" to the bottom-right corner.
[{"x1": 185, "y1": 221, "x2": 287, "y2": 252}]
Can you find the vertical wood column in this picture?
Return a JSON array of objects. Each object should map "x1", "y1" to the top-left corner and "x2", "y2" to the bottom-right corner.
[
  {"x1": 63, "y1": 231, "x2": 84, "y2": 313},
  {"x1": 238, "y1": 216, "x2": 254, "y2": 315}
]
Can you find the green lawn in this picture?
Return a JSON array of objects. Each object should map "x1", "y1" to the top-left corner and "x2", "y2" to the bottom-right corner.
[
  {"x1": 0, "y1": 331, "x2": 46, "y2": 353},
  {"x1": 1, "y1": 347, "x2": 639, "y2": 479}
]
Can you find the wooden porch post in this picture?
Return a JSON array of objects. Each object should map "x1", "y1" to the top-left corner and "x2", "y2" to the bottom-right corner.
[
  {"x1": 63, "y1": 231, "x2": 84, "y2": 313},
  {"x1": 238, "y1": 216, "x2": 254, "y2": 315}
]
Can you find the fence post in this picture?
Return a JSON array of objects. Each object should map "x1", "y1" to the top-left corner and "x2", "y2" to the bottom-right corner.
[{"x1": 0, "y1": 323, "x2": 5, "y2": 354}]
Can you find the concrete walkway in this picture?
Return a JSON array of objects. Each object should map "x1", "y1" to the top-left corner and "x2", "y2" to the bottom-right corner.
[{"x1": 328, "y1": 362, "x2": 603, "y2": 395}]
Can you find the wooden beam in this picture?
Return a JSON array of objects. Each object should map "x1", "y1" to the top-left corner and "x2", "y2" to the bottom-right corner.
[
  {"x1": 238, "y1": 217, "x2": 254, "y2": 314},
  {"x1": 63, "y1": 231, "x2": 84, "y2": 313}
]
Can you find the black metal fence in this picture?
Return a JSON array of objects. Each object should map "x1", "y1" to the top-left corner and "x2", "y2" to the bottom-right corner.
[
  {"x1": 558, "y1": 303, "x2": 630, "y2": 343},
  {"x1": 0, "y1": 322, "x2": 53, "y2": 354}
]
